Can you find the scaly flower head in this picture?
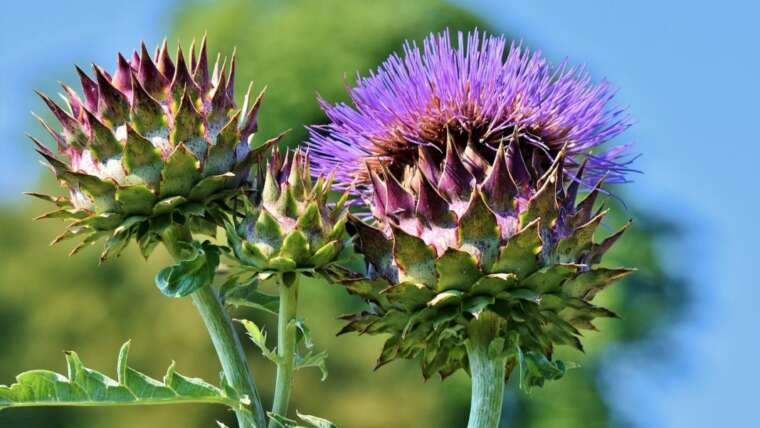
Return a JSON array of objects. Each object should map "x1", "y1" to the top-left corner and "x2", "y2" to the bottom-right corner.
[
  {"x1": 337, "y1": 147, "x2": 634, "y2": 382},
  {"x1": 224, "y1": 148, "x2": 351, "y2": 278},
  {"x1": 309, "y1": 30, "x2": 634, "y2": 194},
  {"x1": 322, "y1": 30, "x2": 637, "y2": 384},
  {"x1": 29, "y1": 36, "x2": 275, "y2": 260}
]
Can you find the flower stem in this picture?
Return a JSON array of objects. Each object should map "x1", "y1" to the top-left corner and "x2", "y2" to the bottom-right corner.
[
  {"x1": 161, "y1": 225, "x2": 266, "y2": 428},
  {"x1": 466, "y1": 312, "x2": 506, "y2": 428},
  {"x1": 268, "y1": 273, "x2": 299, "y2": 427}
]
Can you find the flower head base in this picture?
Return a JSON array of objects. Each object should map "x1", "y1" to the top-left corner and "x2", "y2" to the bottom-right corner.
[
  {"x1": 29, "y1": 36, "x2": 275, "y2": 260},
  {"x1": 224, "y1": 148, "x2": 351, "y2": 278},
  {"x1": 336, "y1": 146, "x2": 634, "y2": 382},
  {"x1": 309, "y1": 30, "x2": 635, "y2": 194}
]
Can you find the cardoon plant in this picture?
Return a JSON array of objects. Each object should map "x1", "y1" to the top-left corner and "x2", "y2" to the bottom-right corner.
[
  {"x1": 310, "y1": 30, "x2": 637, "y2": 428},
  {"x1": 224, "y1": 147, "x2": 352, "y2": 426},
  {"x1": 3, "y1": 37, "x2": 282, "y2": 428}
]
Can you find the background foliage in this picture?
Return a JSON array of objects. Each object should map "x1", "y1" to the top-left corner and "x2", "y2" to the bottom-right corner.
[{"x1": 0, "y1": 0, "x2": 687, "y2": 427}]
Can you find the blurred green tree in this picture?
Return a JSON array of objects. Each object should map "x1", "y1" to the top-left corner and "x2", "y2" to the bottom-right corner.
[{"x1": 0, "y1": 1, "x2": 687, "y2": 427}]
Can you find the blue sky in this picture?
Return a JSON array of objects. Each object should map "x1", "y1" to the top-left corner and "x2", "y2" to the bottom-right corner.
[
  {"x1": 466, "y1": 0, "x2": 759, "y2": 426},
  {"x1": 1, "y1": 1, "x2": 758, "y2": 426}
]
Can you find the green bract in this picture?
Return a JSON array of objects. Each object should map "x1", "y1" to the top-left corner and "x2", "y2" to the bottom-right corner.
[
  {"x1": 225, "y1": 149, "x2": 351, "y2": 278},
  {"x1": 29, "y1": 36, "x2": 277, "y2": 261},
  {"x1": 338, "y1": 143, "x2": 633, "y2": 381}
]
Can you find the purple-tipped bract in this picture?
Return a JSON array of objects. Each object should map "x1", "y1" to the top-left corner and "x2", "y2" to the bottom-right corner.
[{"x1": 309, "y1": 30, "x2": 636, "y2": 192}]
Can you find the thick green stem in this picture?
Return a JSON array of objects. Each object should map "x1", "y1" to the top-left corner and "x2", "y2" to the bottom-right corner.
[
  {"x1": 161, "y1": 225, "x2": 266, "y2": 428},
  {"x1": 466, "y1": 313, "x2": 506, "y2": 428},
  {"x1": 192, "y1": 286, "x2": 266, "y2": 428},
  {"x1": 268, "y1": 274, "x2": 299, "y2": 427}
]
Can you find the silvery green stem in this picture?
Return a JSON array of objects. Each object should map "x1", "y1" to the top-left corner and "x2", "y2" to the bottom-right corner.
[
  {"x1": 161, "y1": 225, "x2": 266, "y2": 428},
  {"x1": 268, "y1": 274, "x2": 299, "y2": 427},
  {"x1": 466, "y1": 312, "x2": 506, "y2": 428}
]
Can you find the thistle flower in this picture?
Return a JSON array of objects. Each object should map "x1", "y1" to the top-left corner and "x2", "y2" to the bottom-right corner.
[
  {"x1": 320, "y1": 31, "x2": 637, "y2": 385},
  {"x1": 309, "y1": 30, "x2": 635, "y2": 193},
  {"x1": 224, "y1": 148, "x2": 351, "y2": 277},
  {"x1": 337, "y1": 145, "x2": 633, "y2": 380},
  {"x1": 29, "y1": 36, "x2": 274, "y2": 260}
]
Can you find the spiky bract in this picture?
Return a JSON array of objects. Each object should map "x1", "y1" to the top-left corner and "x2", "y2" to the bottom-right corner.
[
  {"x1": 225, "y1": 149, "x2": 351, "y2": 278},
  {"x1": 29, "y1": 36, "x2": 275, "y2": 260},
  {"x1": 309, "y1": 30, "x2": 635, "y2": 194},
  {"x1": 337, "y1": 143, "x2": 633, "y2": 381}
]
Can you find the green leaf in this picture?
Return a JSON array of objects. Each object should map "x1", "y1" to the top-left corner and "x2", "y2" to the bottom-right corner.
[
  {"x1": 237, "y1": 319, "x2": 278, "y2": 363},
  {"x1": 293, "y1": 319, "x2": 328, "y2": 381},
  {"x1": 297, "y1": 411, "x2": 339, "y2": 428},
  {"x1": 223, "y1": 279, "x2": 280, "y2": 316},
  {"x1": 267, "y1": 412, "x2": 299, "y2": 428},
  {"x1": 294, "y1": 319, "x2": 314, "y2": 349},
  {"x1": 294, "y1": 349, "x2": 328, "y2": 382},
  {"x1": 155, "y1": 242, "x2": 220, "y2": 297},
  {"x1": 516, "y1": 346, "x2": 573, "y2": 390},
  {"x1": 0, "y1": 341, "x2": 243, "y2": 411}
]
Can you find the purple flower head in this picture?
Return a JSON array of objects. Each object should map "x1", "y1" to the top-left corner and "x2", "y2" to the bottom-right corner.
[{"x1": 308, "y1": 30, "x2": 636, "y2": 195}]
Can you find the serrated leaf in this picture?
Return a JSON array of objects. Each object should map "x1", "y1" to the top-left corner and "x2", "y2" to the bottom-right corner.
[
  {"x1": 294, "y1": 350, "x2": 328, "y2": 382},
  {"x1": 0, "y1": 341, "x2": 241, "y2": 411},
  {"x1": 516, "y1": 345, "x2": 571, "y2": 390},
  {"x1": 237, "y1": 319, "x2": 278, "y2": 363}
]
